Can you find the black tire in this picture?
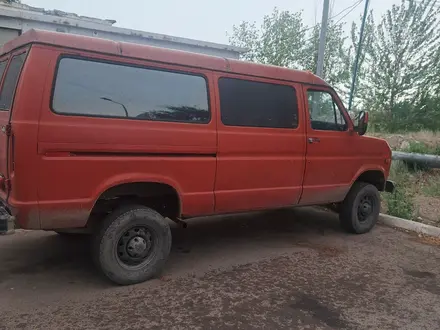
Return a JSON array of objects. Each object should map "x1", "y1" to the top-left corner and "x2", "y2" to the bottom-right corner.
[
  {"x1": 92, "y1": 205, "x2": 171, "y2": 285},
  {"x1": 339, "y1": 182, "x2": 380, "y2": 234}
]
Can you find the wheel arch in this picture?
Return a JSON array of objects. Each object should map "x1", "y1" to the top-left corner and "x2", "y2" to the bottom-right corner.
[
  {"x1": 89, "y1": 175, "x2": 183, "y2": 224},
  {"x1": 353, "y1": 169, "x2": 386, "y2": 192}
]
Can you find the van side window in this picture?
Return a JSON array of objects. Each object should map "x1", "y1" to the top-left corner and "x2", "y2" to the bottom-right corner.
[
  {"x1": 52, "y1": 58, "x2": 210, "y2": 124},
  {"x1": 0, "y1": 54, "x2": 26, "y2": 111},
  {"x1": 307, "y1": 90, "x2": 347, "y2": 131},
  {"x1": 218, "y1": 77, "x2": 298, "y2": 129}
]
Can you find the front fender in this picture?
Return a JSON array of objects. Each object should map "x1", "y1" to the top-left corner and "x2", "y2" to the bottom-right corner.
[{"x1": 351, "y1": 164, "x2": 387, "y2": 191}]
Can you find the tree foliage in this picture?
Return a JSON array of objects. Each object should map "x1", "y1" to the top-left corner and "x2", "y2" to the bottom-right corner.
[
  {"x1": 366, "y1": 0, "x2": 440, "y2": 130},
  {"x1": 300, "y1": 23, "x2": 352, "y2": 94},
  {"x1": 229, "y1": 8, "x2": 307, "y2": 68},
  {"x1": 229, "y1": 8, "x2": 351, "y2": 94},
  {"x1": 229, "y1": 1, "x2": 440, "y2": 132}
]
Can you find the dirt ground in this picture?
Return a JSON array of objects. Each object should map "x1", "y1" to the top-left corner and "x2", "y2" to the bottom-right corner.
[
  {"x1": 1, "y1": 207, "x2": 440, "y2": 330},
  {"x1": 370, "y1": 131, "x2": 440, "y2": 150}
]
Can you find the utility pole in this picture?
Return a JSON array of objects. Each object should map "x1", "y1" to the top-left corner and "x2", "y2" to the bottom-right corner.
[
  {"x1": 348, "y1": 0, "x2": 370, "y2": 111},
  {"x1": 316, "y1": 0, "x2": 330, "y2": 77}
]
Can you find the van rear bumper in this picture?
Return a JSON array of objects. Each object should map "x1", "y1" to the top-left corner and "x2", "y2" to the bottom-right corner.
[{"x1": 0, "y1": 203, "x2": 15, "y2": 235}]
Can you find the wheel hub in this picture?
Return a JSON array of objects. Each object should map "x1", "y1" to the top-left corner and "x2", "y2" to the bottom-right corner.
[
  {"x1": 117, "y1": 227, "x2": 153, "y2": 266},
  {"x1": 127, "y1": 236, "x2": 148, "y2": 257},
  {"x1": 361, "y1": 202, "x2": 372, "y2": 214},
  {"x1": 358, "y1": 196, "x2": 375, "y2": 222}
]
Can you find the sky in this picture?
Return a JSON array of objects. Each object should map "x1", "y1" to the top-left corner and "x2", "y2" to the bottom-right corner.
[{"x1": 23, "y1": 0, "x2": 401, "y2": 45}]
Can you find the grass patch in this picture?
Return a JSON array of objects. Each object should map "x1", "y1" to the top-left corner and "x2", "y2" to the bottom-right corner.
[
  {"x1": 369, "y1": 132, "x2": 440, "y2": 223},
  {"x1": 383, "y1": 161, "x2": 415, "y2": 219},
  {"x1": 402, "y1": 141, "x2": 440, "y2": 155},
  {"x1": 389, "y1": 160, "x2": 412, "y2": 182},
  {"x1": 383, "y1": 189, "x2": 414, "y2": 220},
  {"x1": 422, "y1": 179, "x2": 440, "y2": 197}
]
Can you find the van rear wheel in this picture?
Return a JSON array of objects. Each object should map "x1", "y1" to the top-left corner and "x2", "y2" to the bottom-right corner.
[
  {"x1": 92, "y1": 204, "x2": 171, "y2": 285},
  {"x1": 339, "y1": 182, "x2": 380, "y2": 234}
]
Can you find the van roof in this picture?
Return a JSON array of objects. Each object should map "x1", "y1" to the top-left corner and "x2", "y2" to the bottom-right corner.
[{"x1": 1, "y1": 29, "x2": 328, "y2": 86}]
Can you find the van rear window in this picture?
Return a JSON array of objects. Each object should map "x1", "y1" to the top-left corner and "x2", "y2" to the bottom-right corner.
[
  {"x1": 218, "y1": 77, "x2": 298, "y2": 129},
  {"x1": 0, "y1": 54, "x2": 26, "y2": 111},
  {"x1": 52, "y1": 58, "x2": 210, "y2": 124}
]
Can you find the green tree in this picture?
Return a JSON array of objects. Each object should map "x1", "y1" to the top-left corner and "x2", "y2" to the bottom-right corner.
[
  {"x1": 366, "y1": 0, "x2": 440, "y2": 126},
  {"x1": 229, "y1": 3, "x2": 440, "y2": 132},
  {"x1": 229, "y1": 8, "x2": 307, "y2": 68},
  {"x1": 228, "y1": 21, "x2": 260, "y2": 63},
  {"x1": 229, "y1": 7, "x2": 352, "y2": 96},
  {"x1": 427, "y1": 33, "x2": 440, "y2": 96},
  {"x1": 301, "y1": 22, "x2": 352, "y2": 96}
]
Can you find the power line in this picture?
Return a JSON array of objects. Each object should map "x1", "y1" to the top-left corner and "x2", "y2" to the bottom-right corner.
[
  {"x1": 331, "y1": 0, "x2": 363, "y2": 21},
  {"x1": 300, "y1": 0, "x2": 364, "y2": 36},
  {"x1": 334, "y1": 0, "x2": 364, "y2": 25},
  {"x1": 315, "y1": 0, "x2": 365, "y2": 81}
]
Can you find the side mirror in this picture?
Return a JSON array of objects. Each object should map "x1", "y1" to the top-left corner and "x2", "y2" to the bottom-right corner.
[{"x1": 355, "y1": 111, "x2": 369, "y2": 136}]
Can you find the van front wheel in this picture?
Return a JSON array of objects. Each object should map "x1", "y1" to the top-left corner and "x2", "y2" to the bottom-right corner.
[
  {"x1": 92, "y1": 205, "x2": 172, "y2": 285},
  {"x1": 339, "y1": 182, "x2": 380, "y2": 234}
]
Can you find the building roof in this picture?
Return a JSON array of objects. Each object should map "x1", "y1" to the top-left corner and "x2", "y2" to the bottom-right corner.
[
  {"x1": 0, "y1": 1, "x2": 247, "y2": 55},
  {"x1": 2, "y1": 29, "x2": 328, "y2": 87}
]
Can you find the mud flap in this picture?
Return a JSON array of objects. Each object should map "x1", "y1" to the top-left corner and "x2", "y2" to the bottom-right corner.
[{"x1": 385, "y1": 180, "x2": 395, "y2": 193}]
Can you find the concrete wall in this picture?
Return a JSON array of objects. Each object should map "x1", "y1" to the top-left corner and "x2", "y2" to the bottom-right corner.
[
  {"x1": 0, "y1": 4, "x2": 245, "y2": 59},
  {"x1": 0, "y1": 27, "x2": 18, "y2": 46}
]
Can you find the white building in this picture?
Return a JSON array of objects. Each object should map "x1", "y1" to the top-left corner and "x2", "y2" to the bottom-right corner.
[{"x1": 0, "y1": 1, "x2": 246, "y2": 59}]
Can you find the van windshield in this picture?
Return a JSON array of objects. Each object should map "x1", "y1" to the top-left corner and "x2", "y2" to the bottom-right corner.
[{"x1": 0, "y1": 53, "x2": 26, "y2": 111}]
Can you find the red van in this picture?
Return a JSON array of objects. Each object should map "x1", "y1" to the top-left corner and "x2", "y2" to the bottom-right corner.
[{"x1": 0, "y1": 30, "x2": 394, "y2": 284}]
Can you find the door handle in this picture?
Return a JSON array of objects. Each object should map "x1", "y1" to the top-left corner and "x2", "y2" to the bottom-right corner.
[{"x1": 308, "y1": 137, "x2": 321, "y2": 144}]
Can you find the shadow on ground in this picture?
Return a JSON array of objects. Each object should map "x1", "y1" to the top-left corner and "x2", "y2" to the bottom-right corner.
[{"x1": 0, "y1": 207, "x2": 341, "y2": 288}]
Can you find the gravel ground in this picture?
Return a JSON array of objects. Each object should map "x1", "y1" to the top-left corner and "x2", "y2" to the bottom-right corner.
[{"x1": 0, "y1": 207, "x2": 439, "y2": 330}]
